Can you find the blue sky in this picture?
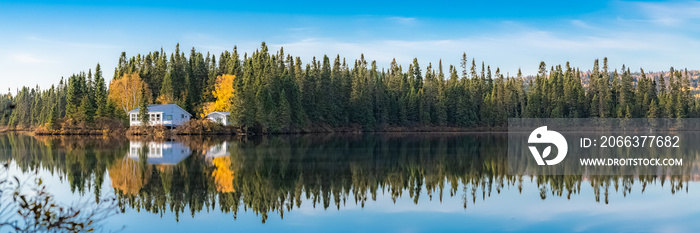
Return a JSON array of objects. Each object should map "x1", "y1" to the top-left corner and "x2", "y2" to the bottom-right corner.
[{"x1": 1, "y1": 0, "x2": 700, "y2": 92}]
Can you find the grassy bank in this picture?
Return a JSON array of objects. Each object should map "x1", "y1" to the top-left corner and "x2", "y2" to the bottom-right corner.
[
  {"x1": 11, "y1": 118, "x2": 509, "y2": 138},
  {"x1": 126, "y1": 119, "x2": 242, "y2": 138},
  {"x1": 124, "y1": 119, "x2": 508, "y2": 137},
  {"x1": 33, "y1": 118, "x2": 127, "y2": 136}
]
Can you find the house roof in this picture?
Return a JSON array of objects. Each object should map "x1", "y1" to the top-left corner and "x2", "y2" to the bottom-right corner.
[
  {"x1": 128, "y1": 104, "x2": 192, "y2": 116},
  {"x1": 206, "y1": 111, "x2": 230, "y2": 117}
]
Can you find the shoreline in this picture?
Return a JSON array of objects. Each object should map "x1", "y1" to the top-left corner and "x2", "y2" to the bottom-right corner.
[{"x1": 3, "y1": 125, "x2": 510, "y2": 136}]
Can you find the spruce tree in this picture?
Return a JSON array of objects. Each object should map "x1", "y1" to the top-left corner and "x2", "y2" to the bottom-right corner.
[
  {"x1": 139, "y1": 84, "x2": 150, "y2": 126},
  {"x1": 65, "y1": 74, "x2": 84, "y2": 119},
  {"x1": 159, "y1": 72, "x2": 174, "y2": 104},
  {"x1": 48, "y1": 104, "x2": 58, "y2": 130},
  {"x1": 94, "y1": 63, "x2": 109, "y2": 118},
  {"x1": 278, "y1": 90, "x2": 291, "y2": 129},
  {"x1": 647, "y1": 99, "x2": 658, "y2": 118},
  {"x1": 79, "y1": 95, "x2": 94, "y2": 123}
]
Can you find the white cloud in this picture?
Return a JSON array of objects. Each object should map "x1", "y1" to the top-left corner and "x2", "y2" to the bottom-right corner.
[
  {"x1": 287, "y1": 27, "x2": 313, "y2": 31},
  {"x1": 571, "y1": 19, "x2": 594, "y2": 29},
  {"x1": 387, "y1": 16, "x2": 417, "y2": 25},
  {"x1": 632, "y1": 1, "x2": 700, "y2": 27},
  {"x1": 24, "y1": 36, "x2": 117, "y2": 49},
  {"x1": 11, "y1": 53, "x2": 47, "y2": 64}
]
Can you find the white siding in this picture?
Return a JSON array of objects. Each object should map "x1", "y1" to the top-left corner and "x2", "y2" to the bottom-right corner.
[
  {"x1": 206, "y1": 113, "x2": 228, "y2": 126},
  {"x1": 129, "y1": 105, "x2": 191, "y2": 127}
]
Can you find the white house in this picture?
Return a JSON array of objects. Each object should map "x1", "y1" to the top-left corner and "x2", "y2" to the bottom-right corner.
[
  {"x1": 128, "y1": 104, "x2": 192, "y2": 127},
  {"x1": 205, "y1": 111, "x2": 230, "y2": 125},
  {"x1": 128, "y1": 141, "x2": 191, "y2": 165},
  {"x1": 205, "y1": 142, "x2": 229, "y2": 159}
]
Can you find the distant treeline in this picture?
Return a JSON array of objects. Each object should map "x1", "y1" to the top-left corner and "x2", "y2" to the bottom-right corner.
[
  {"x1": 1, "y1": 43, "x2": 699, "y2": 132},
  {"x1": 0, "y1": 64, "x2": 123, "y2": 130}
]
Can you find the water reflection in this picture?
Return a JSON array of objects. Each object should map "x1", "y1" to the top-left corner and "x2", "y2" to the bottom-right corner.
[
  {"x1": 205, "y1": 141, "x2": 229, "y2": 159},
  {"x1": 128, "y1": 141, "x2": 192, "y2": 165},
  {"x1": 0, "y1": 133, "x2": 694, "y2": 224}
]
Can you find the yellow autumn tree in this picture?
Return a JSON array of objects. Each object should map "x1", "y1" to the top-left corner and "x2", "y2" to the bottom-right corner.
[
  {"x1": 201, "y1": 74, "x2": 235, "y2": 117},
  {"x1": 211, "y1": 156, "x2": 235, "y2": 193},
  {"x1": 108, "y1": 73, "x2": 151, "y2": 112}
]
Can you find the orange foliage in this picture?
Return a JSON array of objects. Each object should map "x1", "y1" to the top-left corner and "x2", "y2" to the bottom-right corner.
[
  {"x1": 201, "y1": 74, "x2": 235, "y2": 117},
  {"x1": 108, "y1": 73, "x2": 151, "y2": 113},
  {"x1": 156, "y1": 93, "x2": 174, "y2": 105},
  {"x1": 201, "y1": 102, "x2": 215, "y2": 118},
  {"x1": 108, "y1": 157, "x2": 151, "y2": 195},
  {"x1": 211, "y1": 156, "x2": 235, "y2": 193}
]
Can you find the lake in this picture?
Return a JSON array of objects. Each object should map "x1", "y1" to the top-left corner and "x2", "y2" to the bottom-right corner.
[{"x1": 1, "y1": 132, "x2": 699, "y2": 232}]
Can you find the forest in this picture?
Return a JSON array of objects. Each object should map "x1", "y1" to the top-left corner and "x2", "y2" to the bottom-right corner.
[{"x1": 1, "y1": 42, "x2": 699, "y2": 133}]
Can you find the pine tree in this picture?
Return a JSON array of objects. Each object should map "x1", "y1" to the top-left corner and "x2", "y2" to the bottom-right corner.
[
  {"x1": 257, "y1": 86, "x2": 276, "y2": 132},
  {"x1": 65, "y1": 73, "x2": 85, "y2": 119},
  {"x1": 48, "y1": 103, "x2": 58, "y2": 130},
  {"x1": 186, "y1": 48, "x2": 207, "y2": 115},
  {"x1": 675, "y1": 92, "x2": 685, "y2": 118},
  {"x1": 94, "y1": 63, "x2": 110, "y2": 118},
  {"x1": 139, "y1": 84, "x2": 150, "y2": 126},
  {"x1": 647, "y1": 99, "x2": 658, "y2": 118},
  {"x1": 170, "y1": 43, "x2": 187, "y2": 102},
  {"x1": 159, "y1": 72, "x2": 174, "y2": 104},
  {"x1": 79, "y1": 95, "x2": 95, "y2": 123},
  {"x1": 278, "y1": 90, "x2": 292, "y2": 129}
]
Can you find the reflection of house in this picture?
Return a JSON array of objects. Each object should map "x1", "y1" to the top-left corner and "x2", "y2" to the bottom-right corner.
[
  {"x1": 205, "y1": 112, "x2": 230, "y2": 126},
  {"x1": 205, "y1": 142, "x2": 229, "y2": 159},
  {"x1": 128, "y1": 141, "x2": 191, "y2": 165},
  {"x1": 128, "y1": 104, "x2": 192, "y2": 127}
]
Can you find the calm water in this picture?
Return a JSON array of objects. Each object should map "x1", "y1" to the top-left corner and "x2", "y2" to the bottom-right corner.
[{"x1": 1, "y1": 133, "x2": 699, "y2": 232}]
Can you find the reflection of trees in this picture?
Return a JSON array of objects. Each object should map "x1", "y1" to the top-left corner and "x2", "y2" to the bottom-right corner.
[
  {"x1": 1, "y1": 133, "x2": 695, "y2": 224},
  {"x1": 0, "y1": 134, "x2": 126, "y2": 203},
  {"x1": 109, "y1": 157, "x2": 152, "y2": 195},
  {"x1": 211, "y1": 157, "x2": 234, "y2": 193},
  {"x1": 114, "y1": 153, "x2": 217, "y2": 221},
  {"x1": 0, "y1": 162, "x2": 118, "y2": 232}
]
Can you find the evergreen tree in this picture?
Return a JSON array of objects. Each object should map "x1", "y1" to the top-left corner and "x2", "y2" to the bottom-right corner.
[
  {"x1": 94, "y1": 63, "x2": 109, "y2": 118},
  {"x1": 278, "y1": 90, "x2": 292, "y2": 129},
  {"x1": 170, "y1": 43, "x2": 187, "y2": 102},
  {"x1": 79, "y1": 95, "x2": 95, "y2": 123},
  {"x1": 65, "y1": 73, "x2": 85, "y2": 119},
  {"x1": 647, "y1": 99, "x2": 658, "y2": 118},
  {"x1": 48, "y1": 104, "x2": 58, "y2": 129},
  {"x1": 159, "y1": 72, "x2": 174, "y2": 104},
  {"x1": 139, "y1": 84, "x2": 150, "y2": 126}
]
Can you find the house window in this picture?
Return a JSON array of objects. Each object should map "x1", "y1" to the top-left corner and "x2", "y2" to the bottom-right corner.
[
  {"x1": 156, "y1": 114, "x2": 161, "y2": 121},
  {"x1": 150, "y1": 114, "x2": 155, "y2": 122},
  {"x1": 166, "y1": 115, "x2": 172, "y2": 120},
  {"x1": 181, "y1": 114, "x2": 184, "y2": 119},
  {"x1": 131, "y1": 114, "x2": 136, "y2": 122}
]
